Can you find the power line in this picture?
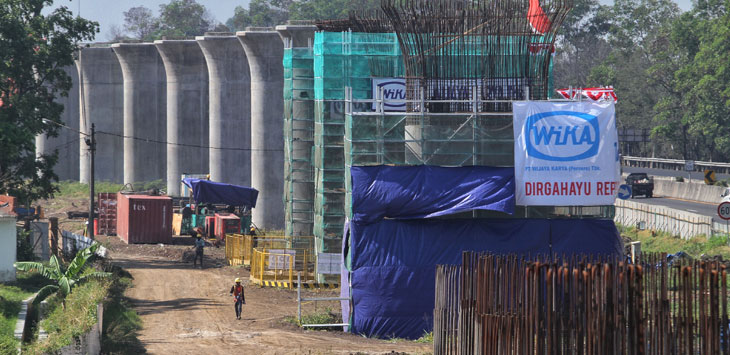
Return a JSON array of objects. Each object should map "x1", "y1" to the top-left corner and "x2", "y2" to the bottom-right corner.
[{"x1": 95, "y1": 131, "x2": 284, "y2": 152}]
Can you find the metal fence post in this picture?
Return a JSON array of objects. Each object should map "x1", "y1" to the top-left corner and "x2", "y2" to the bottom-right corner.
[{"x1": 297, "y1": 272, "x2": 302, "y2": 325}]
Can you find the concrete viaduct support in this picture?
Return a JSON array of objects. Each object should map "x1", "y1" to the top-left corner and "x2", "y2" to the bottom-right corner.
[
  {"x1": 36, "y1": 65, "x2": 80, "y2": 181},
  {"x1": 196, "y1": 33, "x2": 250, "y2": 187},
  {"x1": 76, "y1": 47, "x2": 124, "y2": 183},
  {"x1": 112, "y1": 43, "x2": 167, "y2": 185},
  {"x1": 237, "y1": 30, "x2": 285, "y2": 230},
  {"x1": 155, "y1": 40, "x2": 209, "y2": 196},
  {"x1": 276, "y1": 25, "x2": 316, "y2": 237}
]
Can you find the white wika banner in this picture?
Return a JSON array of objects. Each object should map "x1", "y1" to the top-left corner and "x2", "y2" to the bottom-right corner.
[{"x1": 513, "y1": 101, "x2": 620, "y2": 206}]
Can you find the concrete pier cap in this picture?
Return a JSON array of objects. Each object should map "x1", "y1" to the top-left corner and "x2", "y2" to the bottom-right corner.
[
  {"x1": 112, "y1": 43, "x2": 166, "y2": 185},
  {"x1": 195, "y1": 32, "x2": 251, "y2": 187},
  {"x1": 236, "y1": 28, "x2": 285, "y2": 230},
  {"x1": 275, "y1": 24, "x2": 317, "y2": 48},
  {"x1": 76, "y1": 46, "x2": 124, "y2": 183},
  {"x1": 154, "y1": 40, "x2": 209, "y2": 196}
]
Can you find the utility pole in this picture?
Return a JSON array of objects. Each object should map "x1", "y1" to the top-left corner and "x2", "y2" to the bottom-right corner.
[{"x1": 87, "y1": 123, "x2": 95, "y2": 239}]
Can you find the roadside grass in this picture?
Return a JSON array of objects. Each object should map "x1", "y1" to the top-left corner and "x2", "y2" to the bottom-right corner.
[
  {"x1": 284, "y1": 307, "x2": 341, "y2": 330},
  {"x1": 0, "y1": 272, "x2": 53, "y2": 353},
  {"x1": 21, "y1": 262, "x2": 143, "y2": 354},
  {"x1": 100, "y1": 265, "x2": 144, "y2": 354},
  {"x1": 55, "y1": 180, "x2": 125, "y2": 199},
  {"x1": 619, "y1": 224, "x2": 730, "y2": 260},
  {"x1": 24, "y1": 277, "x2": 110, "y2": 354}
]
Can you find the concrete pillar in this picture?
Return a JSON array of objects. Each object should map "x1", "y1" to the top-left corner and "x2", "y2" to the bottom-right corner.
[
  {"x1": 112, "y1": 43, "x2": 167, "y2": 185},
  {"x1": 154, "y1": 40, "x2": 209, "y2": 196},
  {"x1": 36, "y1": 65, "x2": 80, "y2": 181},
  {"x1": 237, "y1": 30, "x2": 285, "y2": 230},
  {"x1": 276, "y1": 25, "x2": 316, "y2": 237},
  {"x1": 76, "y1": 47, "x2": 124, "y2": 183},
  {"x1": 196, "y1": 33, "x2": 250, "y2": 187}
]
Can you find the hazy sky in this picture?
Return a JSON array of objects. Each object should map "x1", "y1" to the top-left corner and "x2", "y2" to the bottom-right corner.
[{"x1": 47, "y1": 0, "x2": 694, "y2": 41}]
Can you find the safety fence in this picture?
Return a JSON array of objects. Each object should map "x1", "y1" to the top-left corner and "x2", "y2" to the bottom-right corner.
[
  {"x1": 249, "y1": 247, "x2": 317, "y2": 287},
  {"x1": 622, "y1": 156, "x2": 730, "y2": 174},
  {"x1": 225, "y1": 234, "x2": 314, "y2": 267},
  {"x1": 614, "y1": 199, "x2": 713, "y2": 239},
  {"x1": 434, "y1": 252, "x2": 729, "y2": 355}
]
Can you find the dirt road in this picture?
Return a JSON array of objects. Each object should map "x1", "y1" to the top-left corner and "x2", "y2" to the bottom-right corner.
[{"x1": 110, "y1": 245, "x2": 431, "y2": 355}]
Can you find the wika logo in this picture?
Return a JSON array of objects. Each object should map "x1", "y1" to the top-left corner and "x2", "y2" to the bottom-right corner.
[
  {"x1": 376, "y1": 80, "x2": 406, "y2": 109},
  {"x1": 524, "y1": 111, "x2": 600, "y2": 161}
]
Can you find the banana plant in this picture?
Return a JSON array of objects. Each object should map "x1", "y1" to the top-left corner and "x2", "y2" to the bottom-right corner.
[{"x1": 14, "y1": 243, "x2": 111, "y2": 307}]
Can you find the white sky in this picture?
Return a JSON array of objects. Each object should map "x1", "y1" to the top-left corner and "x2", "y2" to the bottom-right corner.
[{"x1": 47, "y1": 0, "x2": 694, "y2": 42}]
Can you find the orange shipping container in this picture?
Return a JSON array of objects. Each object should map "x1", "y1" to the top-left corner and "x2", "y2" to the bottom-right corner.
[{"x1": 116, "y1": 193, "x2": 173, "y2": 244}]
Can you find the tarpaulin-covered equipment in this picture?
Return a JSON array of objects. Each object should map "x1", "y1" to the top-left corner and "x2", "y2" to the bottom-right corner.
[{"x1": 182, "y1": 178, "x2": 259, "y2": 208}]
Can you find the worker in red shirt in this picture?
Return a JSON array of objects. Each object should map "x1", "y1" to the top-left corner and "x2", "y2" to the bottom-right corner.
[{"x1": 229, "y1": 278, "x2": 245, "y2": 320}]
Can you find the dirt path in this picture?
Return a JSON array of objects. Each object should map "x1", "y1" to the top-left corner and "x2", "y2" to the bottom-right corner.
[{"x1": 111, "y1": 248, "x2": 431, "y2": 354}]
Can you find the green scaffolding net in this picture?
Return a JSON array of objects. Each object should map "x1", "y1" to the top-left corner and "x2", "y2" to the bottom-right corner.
[
  {"x1": 283, "y1": 46, "x2": 315, "y2": 237},
  {"x1": 313, "y1": 32, "x2": 404, "y2": 253}
]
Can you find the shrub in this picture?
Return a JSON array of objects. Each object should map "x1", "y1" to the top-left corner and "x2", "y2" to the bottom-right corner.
[{"x1": 675, "y1": 176, "x2": 685, "y2": 182}]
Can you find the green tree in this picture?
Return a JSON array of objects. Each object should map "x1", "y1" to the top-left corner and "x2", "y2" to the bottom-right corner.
[
  {"x1": 225, "y1": 0, "x2": 290, "y2": 31},
  {"x1": 0, "y1": 0, "x2": 98, "y2": 203},
  {"x1": 123, "y1": 6, "x2": 159, "y2": 41},
  {"x1": 288, "y1": 0, "x2": 380, "y2": 21},
  {"x1": 14, "y1": 243, "x2": 111, "y2": 307},
  {"x1": 585, "y1": 0, "x2": 680, "y2": 157},
  {"x1": 156, "y1": 0, "x2": 213, "y2": 38}
]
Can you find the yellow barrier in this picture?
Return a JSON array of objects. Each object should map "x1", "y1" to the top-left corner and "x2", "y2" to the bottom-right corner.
[
  {"x1": 249, "y1": 247, "x2": 317, "y2": 287},
  {"x1": 225, "y1": 234, "x2": 315, "y2": 267}
]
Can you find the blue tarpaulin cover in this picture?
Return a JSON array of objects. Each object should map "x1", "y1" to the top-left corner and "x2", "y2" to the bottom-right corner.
[
  {"x1": 344, "y1": 165, "x2": 623, "y2": 339},
  {"x1": 350, "y1": 165, "x2": 515, "y2": 224},
  {"x1": 182, "y1": 178, "x2": 258, "y2": 208},
  {"x1": 348, "y1": 218, "x2": 623, "y2": 339}
]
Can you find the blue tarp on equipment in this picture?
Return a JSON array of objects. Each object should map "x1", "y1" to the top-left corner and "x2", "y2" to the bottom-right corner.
[
  {"x1": 344, "y1": 165, "x2": 623, "y2": 339},
  {"x1": 348, "y1": 218, "x2": 623, "y2": 339},
  {"x1": 350, "y1": 165, "x2": 515, "y2": 223},
  {"x1": 182, "y1": 178, "x2": 258, "y2": 208}
]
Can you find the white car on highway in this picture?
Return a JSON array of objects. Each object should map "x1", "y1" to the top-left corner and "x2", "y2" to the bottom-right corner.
[{"x1": 722, "y1": 187, "x2": 730, "y2": 203}]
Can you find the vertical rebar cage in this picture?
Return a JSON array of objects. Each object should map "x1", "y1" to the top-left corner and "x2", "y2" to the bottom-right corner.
[{"x1": 378, "y1": 0, "x2": 571, "y2": 111}]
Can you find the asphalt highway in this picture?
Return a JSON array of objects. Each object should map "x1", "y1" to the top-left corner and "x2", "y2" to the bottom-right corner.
[
  {"x1": 621, "y1": 194, "x2": 721, "y2": 220},
  {"x1": 623, "y1": 166, "x2": 730, "y2": 182}
]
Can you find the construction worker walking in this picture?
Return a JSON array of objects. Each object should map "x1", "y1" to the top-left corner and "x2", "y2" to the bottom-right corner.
[
  {"x1": 229, "y1": 278, "x2": 245, "y2": 320},
  {"x1": 191, "y1": 232, "x2": 206, "y2": 268}
]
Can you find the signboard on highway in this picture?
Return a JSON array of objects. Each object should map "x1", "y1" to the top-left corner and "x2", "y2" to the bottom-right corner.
[
  {"x1": 705, "y1": 170, "x2": 716, "y2": 185},
  {"x1": 617, "y1": 184, "x2": 632, "y2": 200},
  {"x1": 718, "y1": 202, "x2": 730, "y2": 220},
  {"x1": 685, "y1": 160, "x2": 695, "y2": 171}
]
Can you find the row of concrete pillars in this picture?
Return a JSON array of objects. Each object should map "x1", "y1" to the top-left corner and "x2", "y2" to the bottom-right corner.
[{"x1": 36, "y1": 26, "x2": 316, "y2": 230}]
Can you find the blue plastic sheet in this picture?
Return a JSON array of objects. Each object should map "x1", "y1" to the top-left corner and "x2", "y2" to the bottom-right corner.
[
  {"x1": 182, "y1": 178, "x2": 259, "y2": 207},
  {"x1": 350, "y1": 165, "x2": 515, "y2": 224},
  {"x1": 348, "y1": 218, "x2": 623, "y2": 339}
]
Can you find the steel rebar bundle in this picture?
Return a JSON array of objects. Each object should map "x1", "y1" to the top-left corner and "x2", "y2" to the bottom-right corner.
[{"x1": 434, "y1": 252, "x2": 730, "y2": 355}]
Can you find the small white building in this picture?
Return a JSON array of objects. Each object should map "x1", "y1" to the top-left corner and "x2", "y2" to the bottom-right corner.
[{"x1": 0, "y1": 197, "x2": 17, "y2": 282}]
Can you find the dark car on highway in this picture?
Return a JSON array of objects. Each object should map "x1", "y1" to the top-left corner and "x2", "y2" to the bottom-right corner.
[{"x1": 626, "y1": 172, "x2": 654, "y2": 198}]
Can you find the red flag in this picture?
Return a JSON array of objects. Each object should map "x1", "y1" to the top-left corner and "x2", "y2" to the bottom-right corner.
[{"x1": 528, "y1": 0, "x2": 552, "y2": 34}]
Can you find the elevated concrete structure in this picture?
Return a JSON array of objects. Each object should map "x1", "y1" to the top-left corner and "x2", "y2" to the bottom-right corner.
[
  {"x1": 112, "y1": 43, "x2": 167, "y2": 185},
  {"x1": 36, "y1": 65, "x2": 80, "y2": 181},
  {"x1": 155, "y1": 40, "x2": 209, "y2": 196},
  {"x1": 76, "y1": 47, "x2": 124, "y2": 183},
  {"x1": 276, "y1": 25, "x2": 316, "y2": 236},
  {"x1": 196, "y1": 33, "x2": 250, "y2": 186},
  {"x1": 237, "y1": 30, "x2": 285, "y2": 230}
]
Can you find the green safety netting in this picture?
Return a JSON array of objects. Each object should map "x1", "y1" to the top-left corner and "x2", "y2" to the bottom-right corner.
[
  {"x1": 311, "y1": 31, "x2": 403, "y2": 253},
  {"x1": 283, "y1": 47, "x2": 315, "y2": 237}
]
